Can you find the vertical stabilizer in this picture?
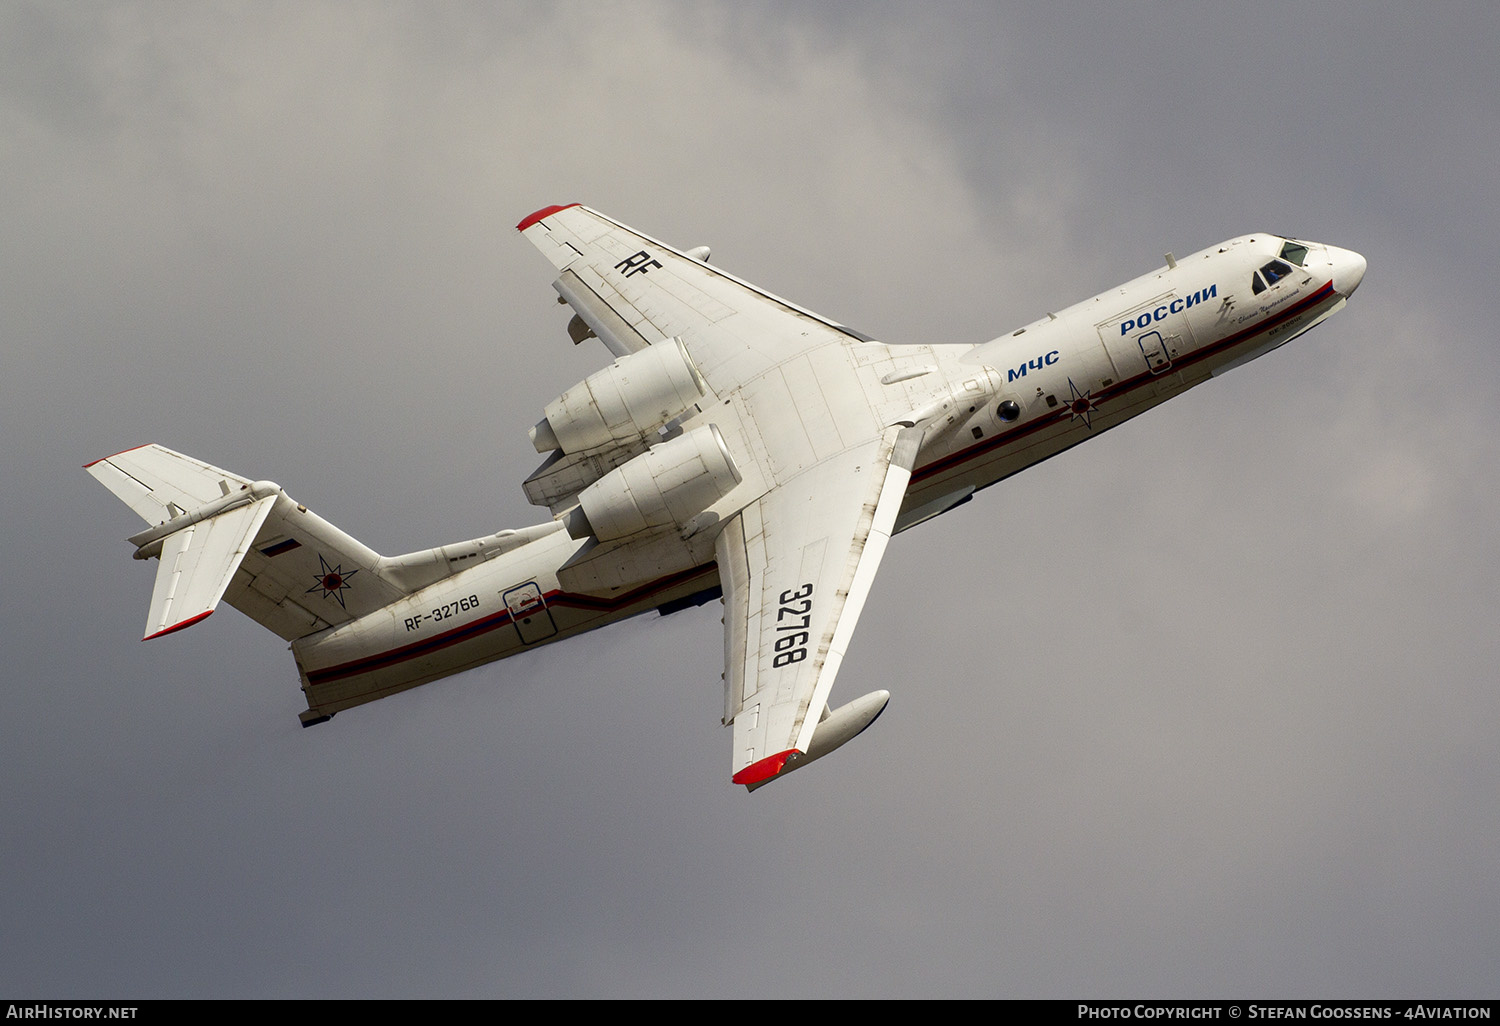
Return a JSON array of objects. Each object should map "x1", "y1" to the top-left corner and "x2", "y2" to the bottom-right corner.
[{"x1": 87, "y1": 444, "x2": 533, "y2": 645}]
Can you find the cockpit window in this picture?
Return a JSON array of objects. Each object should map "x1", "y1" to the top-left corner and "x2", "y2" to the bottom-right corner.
[
  {"x1": 1261, "y1": 259, "x2": 1293, "y2": 285},
  {"x1": 1251, "y1": 259, "x2": 1294, "y2": 295},
  {"x1": 1279, "y1": 241, "x2": 1309, "y2": 266}
]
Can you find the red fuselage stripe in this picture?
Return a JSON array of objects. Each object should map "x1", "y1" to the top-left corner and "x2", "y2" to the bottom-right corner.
[
  {"x1": 305, "y1": 284, "x2": 1336, "y2": 687},
  {"x1": 913, "y1": 281, "x2": 1336, "y2": 483},
  {"x1": 303, "y1": 564, "x2": 717, "y2": 685}
]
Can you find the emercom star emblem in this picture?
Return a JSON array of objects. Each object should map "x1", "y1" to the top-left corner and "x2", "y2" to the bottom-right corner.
[
  {"x1": 1064, "y1": 378, "x2": 1101, "y2": 430},
  {"x1": 307, "y1": 554, "x2": 359, "y2": 608}
]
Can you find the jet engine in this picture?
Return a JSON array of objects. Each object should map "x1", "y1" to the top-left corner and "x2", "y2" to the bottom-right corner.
[
  {"x1": 530, "y1": 336, "x2": 709, "y2": 455},
  {"x1": 564, "y1": 424, "x2": 742, "y2": 542}
]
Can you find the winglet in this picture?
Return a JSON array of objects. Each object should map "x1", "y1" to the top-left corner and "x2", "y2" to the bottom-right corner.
[
  {"x1": 732, "y1": 749, "x2": 799, "y2": 787},
  {"x1": 516, "y1": 203, "x2": 581, "y2": 232}
]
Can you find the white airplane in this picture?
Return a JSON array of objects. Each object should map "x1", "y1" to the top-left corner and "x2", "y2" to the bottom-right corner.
[{"x1": 88, "y1": 205, "x2": 1365, "y2": 791}]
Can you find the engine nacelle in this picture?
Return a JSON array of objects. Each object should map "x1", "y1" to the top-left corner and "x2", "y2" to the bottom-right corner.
[
  {"x1": 530, "y1": 336, "x2": 708, "y2": 455},
  {"x1": 566, "y1": 424, "x2": 742, "y2": 542}
]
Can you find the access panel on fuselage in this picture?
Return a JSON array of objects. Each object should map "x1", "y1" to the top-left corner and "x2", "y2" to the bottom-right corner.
[
  {"x1": 1099, "y1": 291, "x2": 1203, "y2": 381},
  {"x1": 504, "y1": 581, "x2": 558, "y2": 645}
]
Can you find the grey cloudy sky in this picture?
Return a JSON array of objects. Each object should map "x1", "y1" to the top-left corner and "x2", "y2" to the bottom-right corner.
[{"x1": 4, "y1": 0, "x2": 1497, "y2": 998}]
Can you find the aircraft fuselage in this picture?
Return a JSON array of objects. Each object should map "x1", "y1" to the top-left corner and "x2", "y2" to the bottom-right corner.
[{"x1": 289, "y1": 232, "x2": 1365, "y2": 723}]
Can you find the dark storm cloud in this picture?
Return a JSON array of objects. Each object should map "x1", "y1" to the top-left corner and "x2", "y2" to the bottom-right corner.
[{"x1": 3, "y1": 0, "x2": 1496, "y2": 997}]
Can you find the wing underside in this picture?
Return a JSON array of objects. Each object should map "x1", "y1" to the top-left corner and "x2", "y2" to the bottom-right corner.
[
  {"x1": 716, "y1": 426, "x2": 920, "y2": 787},
  {"x1": 519, "y1": 203, "x2": 868, "y2": 387},
  {"x1": 519, "y1": 204, "x2": 913, "y2": 789}
]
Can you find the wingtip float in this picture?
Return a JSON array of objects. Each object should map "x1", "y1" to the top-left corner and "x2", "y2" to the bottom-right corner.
[{"x1": 738, "y1": 690, "x2": 892, "y2": 793}]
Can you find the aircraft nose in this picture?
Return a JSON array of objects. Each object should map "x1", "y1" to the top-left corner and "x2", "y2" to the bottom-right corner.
[{"x1": 1328, "y1": 245, "x2": 1367, "y2": 297}]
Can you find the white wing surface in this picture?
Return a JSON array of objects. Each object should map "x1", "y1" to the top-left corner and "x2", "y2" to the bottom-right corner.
[
  {"x1": 715, "y1": 426, "x2": 919, "y2": 786},
  {"x1": 518, "y1": 203, "x2": 869, "y2": 384},
  {"x1": 520, "y1": 204, "x2": 912, "y2": 789}
]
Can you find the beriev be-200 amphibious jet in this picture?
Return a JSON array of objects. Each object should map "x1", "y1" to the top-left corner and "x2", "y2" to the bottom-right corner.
[{"x1": 88, "y1": 205, "x2": 1365, "y2": 791}]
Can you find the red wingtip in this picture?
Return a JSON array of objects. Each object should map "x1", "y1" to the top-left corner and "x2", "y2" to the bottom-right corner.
[
  {"x1": 516, "y1": 203, "x2": 580, "y2": 232},
  {"x1": 732, "y1": 749, "x2": 800, "y2": 787},
  {"x1": 143, "y1": 610, "x2": 212, "y2": 641},
  {"x1": 84, "y1": 443, "x2": 154, "y2": 469}
]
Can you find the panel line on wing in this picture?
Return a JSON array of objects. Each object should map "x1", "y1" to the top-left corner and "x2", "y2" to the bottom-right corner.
[
  {"x1": 576, "y1": 205, "x2": 872, "y2": 341},
  {"x1": 554, "y1": 270, "x2": 651, "y2": 356}
]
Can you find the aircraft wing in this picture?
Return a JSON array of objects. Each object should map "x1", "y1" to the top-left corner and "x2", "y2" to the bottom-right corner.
[
  {"x1": 715, "y1": 425, "x2": 920, "y2": 788},
  {"x1": 517, "y1": 203, "x2": 869, "y2": 379},
  {"x1": 520, "y1": 204, "x2": 910, "y2": 789}
]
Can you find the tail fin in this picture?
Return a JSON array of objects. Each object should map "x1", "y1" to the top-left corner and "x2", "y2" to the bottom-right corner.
[
  {"x1": 87, "y1": 446, "x2": 281, "y2": 638},
  {"x1": 89, "y1": 444, "x2": 550, "y2": 642},
  {"x1": 88, "y1": 445, "x2": 465, "y2": 642}
]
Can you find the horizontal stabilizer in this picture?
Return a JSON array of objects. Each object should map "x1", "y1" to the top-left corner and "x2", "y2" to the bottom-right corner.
[
  {"x1": 89, "y1": 442, "x2": 539, "y2": 646},
  {"x1": 86, "y1": 444, "x2": 252, "y2": 524},
  {"x1": 143, "y1": 493, "x2": 277, "y2": 640}
]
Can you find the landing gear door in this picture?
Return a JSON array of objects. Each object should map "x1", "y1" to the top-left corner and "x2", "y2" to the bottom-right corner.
[
  {"x1": 1100, "y1": 292, "x2": 1198, "y2": 380},
  {"x1": 504, "y1": 581, "x2": 558, "y2": 645}
]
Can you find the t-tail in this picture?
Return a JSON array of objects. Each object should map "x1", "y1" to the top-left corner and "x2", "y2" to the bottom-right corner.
[{"x1": 85, "y1": 444, "x2": 513, "y2": 644}]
